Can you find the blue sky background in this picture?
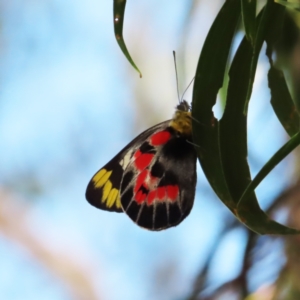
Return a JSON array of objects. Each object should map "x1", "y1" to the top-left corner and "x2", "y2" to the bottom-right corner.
[{"x1": 0, "y1": 1, "x2": 294, "y2": 300}]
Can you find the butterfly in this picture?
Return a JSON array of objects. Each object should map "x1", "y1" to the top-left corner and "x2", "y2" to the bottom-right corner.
[{"x1": 85, "y1": 100, "x2": 197, "y2": 231}]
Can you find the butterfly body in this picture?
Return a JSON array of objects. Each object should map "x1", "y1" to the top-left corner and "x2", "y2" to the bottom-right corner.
[{"x1": 86, "y1": 100, "x2": 197, "y2": 230}]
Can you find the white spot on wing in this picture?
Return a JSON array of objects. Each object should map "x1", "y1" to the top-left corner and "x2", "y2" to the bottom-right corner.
[{"x1": 119, "y1": 149, "x2": 134, "y2": 170}]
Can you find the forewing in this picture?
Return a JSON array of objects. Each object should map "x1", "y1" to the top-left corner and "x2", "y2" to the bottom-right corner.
[
  {"x1": 85, "y1": 120, "x2": 170, "y2": 212},
  {"x1": 120, "y1": 128, "x2": 197, "y2": 230}
]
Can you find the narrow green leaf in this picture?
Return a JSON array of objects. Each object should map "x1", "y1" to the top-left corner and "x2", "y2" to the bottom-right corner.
[
  {"x1": 263, "y1": 5, "x2": 299, "y2": 137},
  {"x1": 219, "y1": 0, "x2": 298, "y2": 234},
  {"x1": 239, "y1": 132, "x2": 300, "y2": 217},
  {"x1": 192, "y1": 0, "x2": 241, "y2": 212},
  {"x1": 275, "y1": 0, "x2": 300, "y2": 11},
  {"x1": 193, "y1": 0, "x2": 297, "y2": 234},
  {"x1": 237, "y1": 206, "x2": 300, "y2": 234},
  {"x1": 237, "y1": 132, "x2": 300, "y2": 234},
  {"x1": 113, "y1": 0, "x2": 142, "y2": 77},
  {"x1": 264, "y1": 4, "x2": 286, "y2": 51},
  {"x1": 269, "y1": 66, "x2": 300, "y2": 136},
  {"x1": 241, "y1": 0, "x2": 257, "y2": 44},
  {"x1": 219, "y1": 37, "x2": 253, "y2": 205},
  {"x1": 244, "y1": 1, "x2": 285, "y2": 112},
  {"x1": 219, "y1": 7, "x2": 283, "y2": 201}
]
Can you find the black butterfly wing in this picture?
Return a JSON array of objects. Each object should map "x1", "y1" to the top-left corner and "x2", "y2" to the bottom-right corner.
[{"x1": 120, "y1": 127, "x2": 197, "y2": 230}]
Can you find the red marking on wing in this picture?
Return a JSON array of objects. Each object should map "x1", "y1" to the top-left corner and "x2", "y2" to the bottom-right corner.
[
  {"x1": 135, "y1": 190, "x2": 147, "y2": 204},
  {"x1": 147, "y1": 190, "x2": 157, "y2": 205},
  {"x1": 166, "y1": 185, "x2": 179, "y2": 202},
  {"x1": 134, "y1": 170, "x2": 148, "y2": 193},
  {"x1": 133, "y1": 149, "x2": 142, "y2": 159},
  {"x1": 157, "y1": 187, "x2": 166, "y2": 200},
  {"x1": 145, "y1": 185, "x2": 179, "y2": 205},
  {"x1": 150, "y1": 131, "x2": 171, "y2": 146},
  {"x1": 134, "y1": 150, "x2": 154, "y2": 171}
]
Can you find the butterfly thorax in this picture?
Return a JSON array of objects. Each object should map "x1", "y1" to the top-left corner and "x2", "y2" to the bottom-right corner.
[{"x1": 169, "y1": 100, "x2": 192, "y2": 137}]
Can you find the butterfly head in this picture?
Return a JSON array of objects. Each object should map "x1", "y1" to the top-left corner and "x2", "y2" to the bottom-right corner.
[
  {"x1": 176, "y1": 100, "x2": 190, "y2": 112},
  {"x1": 169, "y1": 100, "x2": 192, "y2": 137}
]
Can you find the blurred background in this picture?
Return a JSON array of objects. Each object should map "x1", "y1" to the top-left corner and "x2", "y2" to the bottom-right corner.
[{"x1": 1, "y1": 0, "x2": 300, "y2": 299}]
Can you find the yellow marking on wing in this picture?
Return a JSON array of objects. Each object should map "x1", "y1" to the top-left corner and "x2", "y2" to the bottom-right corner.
[
  {"x1": 107, "y1": 188, "x2": 119, "y2": 208},
  {"x1": 115, "y1": 194, "x2": 121, "y2": 209},
  {"x1": 92, "y1": 168, "x2": 106, "y2": 183},
  {"x1": 93, "y1": 169, "x2": 112, "y2": 188},
  {"x1": 102, "y1": 180, "x2": 112, "y2": 203}
]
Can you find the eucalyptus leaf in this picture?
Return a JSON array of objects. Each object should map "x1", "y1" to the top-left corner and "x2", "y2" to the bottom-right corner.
[
  {"x1": 113, "y1": 0, "x2": 142, "y2": 77},
  {"x1": 275, "y1": 0, "x2": 300, "y2": 11},
  {"x1": 192, "y1": 0, "x2": 241, "y2": 212},
  {"x1": 269, "y1": 66, "x2": 300, "y2": 136},
  {"x1": 241, "y1": 0, "x2": 256, "y2": 44}
]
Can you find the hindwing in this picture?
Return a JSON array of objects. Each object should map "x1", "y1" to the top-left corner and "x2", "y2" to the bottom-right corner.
[{"x1": 120, "y1": 127, "x2": 197, "y2": 231}]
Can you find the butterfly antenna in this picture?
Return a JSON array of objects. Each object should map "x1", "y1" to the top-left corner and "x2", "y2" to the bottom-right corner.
[
  {"x1": 180, "y1": 76, "x2": 195, "y2": 102},
  {"x1": 173, "y1": 51, "x2": 180, "y2": 104}
]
